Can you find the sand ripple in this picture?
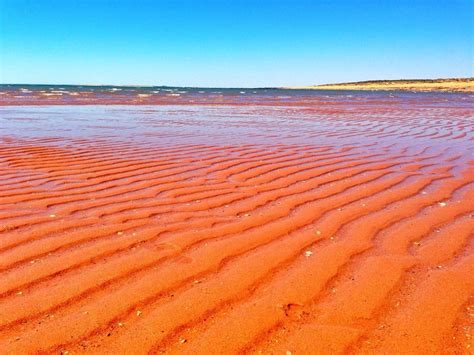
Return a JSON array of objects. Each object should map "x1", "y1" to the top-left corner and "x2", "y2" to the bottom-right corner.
[{"x1": 0, "y1": 94, "x2": 473, "y2": 353}]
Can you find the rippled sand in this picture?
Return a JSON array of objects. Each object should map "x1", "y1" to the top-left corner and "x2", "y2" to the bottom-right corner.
[{"x1": 0, "y1": 91, "x2": 473, "y2": 353}]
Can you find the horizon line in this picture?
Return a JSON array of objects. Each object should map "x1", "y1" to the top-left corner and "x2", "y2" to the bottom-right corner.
[{"x1": 1, "y1": 77, "x2": 472, "y2": 90}]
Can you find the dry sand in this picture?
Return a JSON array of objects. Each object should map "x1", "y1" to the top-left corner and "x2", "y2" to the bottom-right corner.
[
  {"x1": 290, "y1": 78, "x2": 474, "y2": 92},
  {"x1": 0, "y1": 92, "x2": 473, "y2": 354}
]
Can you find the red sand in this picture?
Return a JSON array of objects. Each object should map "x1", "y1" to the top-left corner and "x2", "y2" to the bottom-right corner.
[{"x1": 0, "y1": 92, "x2": 473, "y2": 354}]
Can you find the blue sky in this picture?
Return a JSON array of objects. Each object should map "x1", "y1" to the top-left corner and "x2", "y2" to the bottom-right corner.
[{"x1": 0, "y1": 0, "x2": 472, "y2": 87}]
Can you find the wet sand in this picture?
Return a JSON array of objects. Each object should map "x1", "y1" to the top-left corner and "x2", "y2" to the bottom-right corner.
[{"x1": 0, "y1": 91, "x2": 473, "y2": 353}]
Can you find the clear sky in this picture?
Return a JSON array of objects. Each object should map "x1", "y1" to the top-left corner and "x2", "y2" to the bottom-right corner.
[{"x1": 0, "y1": 0, "x2": 472, "y2": 87}]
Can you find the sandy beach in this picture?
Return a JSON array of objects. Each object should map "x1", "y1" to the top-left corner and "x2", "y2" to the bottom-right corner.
[
  {"x1": 0, "y1": 89, "x2": 473, "y2": 353},
  {"x1": 290, "y1": 78, "x2": 474, "y2": 92}
]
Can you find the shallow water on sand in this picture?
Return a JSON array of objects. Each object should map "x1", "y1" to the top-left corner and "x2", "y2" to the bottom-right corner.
[{"x1": 0, "y1": 91, "x2": 473, "y2": 353}]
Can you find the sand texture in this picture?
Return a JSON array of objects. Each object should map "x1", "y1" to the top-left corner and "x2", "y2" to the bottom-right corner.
[{"x1": 0, "y1": 90, "x2": 473, "y2": 354}]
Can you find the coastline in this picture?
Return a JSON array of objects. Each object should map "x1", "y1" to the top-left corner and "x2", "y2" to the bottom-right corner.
[{"x1": 286, "y1": 78, "x2": 474, "y2": 92}]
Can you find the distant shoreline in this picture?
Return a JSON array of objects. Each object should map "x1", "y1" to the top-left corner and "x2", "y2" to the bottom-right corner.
[
  {"x1": 287, "y1": 78, "x2": 474, "y2": 92},
  {"x1": 2, "y1": 78, "x2": 473, "y2": 92}
]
